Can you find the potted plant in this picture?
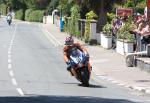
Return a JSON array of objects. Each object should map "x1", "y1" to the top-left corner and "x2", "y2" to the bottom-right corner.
[
  {"x1": 101, "y1": 22, "x2": 112, "y2": 49},
  {"x1": 116, "y1": 22, "x2": 135, "y2": 55}
]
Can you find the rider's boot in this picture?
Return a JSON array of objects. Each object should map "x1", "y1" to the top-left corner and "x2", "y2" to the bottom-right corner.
[
  {"x1": 71, "y1": 68, "x2": 77, "y2": 77},
  {"x1": 71, "y1": 68, "x2": 81, "y2": 82},
  {"x1": 67, "y1": 65, "x2": 71, "y2": 71},
  {"x1": 67, "y1": 65, "x2": 74, "y2": 76}
]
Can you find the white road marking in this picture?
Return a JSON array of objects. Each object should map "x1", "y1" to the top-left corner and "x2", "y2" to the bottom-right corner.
[
  {"x1": 8, "y1": 59, "x2": 11, "y2": 63},
  {"x1": 10, "y1": 42, "x2": 13, "y2": 46},
  {"x1": 8, "y1": 51, "x2": 11, "y2": 54},
  {"x1": 40, "y1": 26, "x2": 57, "y2": 46},
  {"x1": 91, "y1": 76, "x2": 101, "y2": 83},
  {"x1": 8, "y1": 64, "x2": 12, "y2": 69},
  {"x1": 117, "y1": 83, "x2": 126, "y2": 86},
  {"x1": 17, "y1": 88, "x2": 24, "y2": 96},
  {"x1": 106, "y1": 78, "x2": 114, "y2": 81},
  {"x1": 133, "y1": 86, "x2": 145, "y2": 91},
  {"x1": 91, "y1": 59, "x2": 109, "y2": 64},
  {"x1": 44, "y1": 29, "x2": 62, "y2": 46},
  {"x1": 8, "y1": 54, "x2": 11, "y2": 58},
  {"x1": 8, "y1": 47, "x2": 12, "y2": 51},
  {"x1": 111, "y1": 80, "x2": 119, "y2": 83},
  {"x1": 11, "y1": 40, "x2": 13, "y2": 43},
  {"x1": 9, "y1": 70, "x2": 14, "y2": 77},
  {"x1": 40, "y1": 24, "x2": 63, "y2": 46},
  {"x1": 7, "y1": 23, "x2": 25, "y2": 96},
  {"x1": 12, "y1": 78, "x2": 17, "y2": 86},
  {"x1": 146, "y1": 90, "x2": 150, "y2": 94}
]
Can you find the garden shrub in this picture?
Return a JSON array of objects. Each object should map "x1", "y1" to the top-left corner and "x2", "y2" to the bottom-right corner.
[
  {"x1": 117, "y1": 22, "x2": 135, "y2": 42},
  {"x1": 25, "y1": 9, "x2": 44, "y2": 22},
  {"x1": 25, "y1": 9, "x2": 34, "y2": 21},
  {"x1": 0, "y1": 4, "x2": 7, "y2": 15},
  {"x1": 102, "y1": 22, "x2": 112, "y2": 36},
  {"x1": 15, "y1": 9, "x2": 24, "y2": 20},
  {"x1": 107, "y1": 12, "x2": 115, "y2": 23}
]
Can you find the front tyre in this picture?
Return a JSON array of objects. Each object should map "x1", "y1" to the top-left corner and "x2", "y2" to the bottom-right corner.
[{"x1": 80, "y1": 69, "x2": 89, "y2": 87}]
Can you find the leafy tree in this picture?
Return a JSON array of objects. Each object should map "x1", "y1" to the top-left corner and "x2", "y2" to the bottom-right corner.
[
  {"x1": 47, "y1": 0, "x2": 59, "y2": 14},
  {"x1": 11, "y1": 0, "x2": 26, "y2": 10},
  {"x1": 58, "y1": 0, "x2": 74, "y2": 16},
  {"x1": 23, "y1": 0, "x2": 50, "y2": 10},
  {"x1": 74, "y1": 0, "x2": 124, "y2": 30},
  {"x1": 70, "y1": 4, "x2": 80, "y2": 35}
]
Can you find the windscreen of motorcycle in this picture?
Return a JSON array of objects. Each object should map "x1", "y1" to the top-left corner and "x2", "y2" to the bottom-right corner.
[
  {"x1": 7, "y1": 16, "x2": 11, "y2": 20},
  {"x1": 70, "y1": 49, "x2": 83, "y2": 64}
]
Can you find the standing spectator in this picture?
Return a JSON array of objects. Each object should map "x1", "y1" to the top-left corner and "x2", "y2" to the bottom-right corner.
[
  {"x1": 139, "y1": 20, "x2": 150, "y2": 51},
  {"x1": 112, "y1": 16, "x2": 122, "y2": 48},
  {"x1": 43, "y1": 11, "x2": 47, "y2": 24},
  {"x1": 132, "y1": 19, "x2": 150, "y2": 51}
]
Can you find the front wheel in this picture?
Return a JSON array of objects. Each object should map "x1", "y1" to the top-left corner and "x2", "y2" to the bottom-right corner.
[
  {"x1": 80, "y1": 69, "x2": 89, "y2": 87},
  {"x1": 7, "y1": 20, "x2": 11, "y2": 26}
]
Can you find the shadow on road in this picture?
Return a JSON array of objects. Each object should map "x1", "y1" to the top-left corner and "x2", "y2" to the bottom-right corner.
[
  {"x1": 78, "y1": 84, "x2": 106, "y2": 88},
  {"x1": 89, "y1": 84, "x2": 106, "y2": 88},
  {"x1": 0, "y1": 95, "x2": 140, "y2": 103},
  {"x1": 63, "y1": 82, "x2": 106, "y2": 88}
]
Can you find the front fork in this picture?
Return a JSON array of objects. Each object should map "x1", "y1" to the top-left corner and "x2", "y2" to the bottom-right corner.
[{"x1": 70, "y1": 62, "x2": 91, "y2": 76}]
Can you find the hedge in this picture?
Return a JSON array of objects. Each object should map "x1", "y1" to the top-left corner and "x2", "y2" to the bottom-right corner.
[
  {"x1": 25, "y1": 9, "x2": 34, "y2": 22},
  {"x1": 15, "y1": 9, "x2": 24, "y2": 20},
  {"x1": 0, "y1": 4, "x2": 7, "y2": 15},
  {"x1": 25, "y1": 9, "x2": 44, "y2": 22}
]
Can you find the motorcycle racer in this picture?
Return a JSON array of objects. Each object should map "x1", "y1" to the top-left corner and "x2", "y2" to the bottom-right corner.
[{"x1": 63, "y1": 36, "x2": 92, "y2": 77}]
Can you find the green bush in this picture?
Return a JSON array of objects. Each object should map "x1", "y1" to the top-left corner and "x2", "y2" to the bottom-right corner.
[
  {"x1": 64, "y1": 17, "x2": 68, "y2": 32},
  {"x1": 85, "y1": 11, "x2": 98, "y2": 20},
  {"x1": 102, "y1": 22, "x2": 112, "y2": 36},
  {"x1": 25, "y1": 9, "x2": 44, "y2": 22},
  {"x1": 64, "y1": 17, "x2": 71, "y2": 33},
  {"x1": 0, "y1": 4, "x2": 7, "y2": 15},
  {"x1": 30, "y1": 10, "x2": 44, "y2": 22},
  {"x1": 107, "y1": 13, "x2": 115, "y2": 23},
  {"x1": 25, "y1": 9, "x2": 34, "y2": 21},
  {"x1": 15, "y1": 9, "x2": 24, "y2": 20},
  {"x1": 117, "y1": 22, "x2": 135, "y2": 42}
]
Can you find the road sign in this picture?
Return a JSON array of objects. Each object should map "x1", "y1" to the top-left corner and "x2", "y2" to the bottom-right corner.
[{"x1": 116, "y1": 8, "x2": 133, "y2": 16}]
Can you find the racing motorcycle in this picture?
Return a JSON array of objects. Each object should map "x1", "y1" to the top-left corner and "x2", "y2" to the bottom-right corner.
[
  {"x1": 6, "y1": 15, "x2": 12, "y2": 26},
  {"x1": 69, "y1": 47, "x2": 90, "y2": 87}
]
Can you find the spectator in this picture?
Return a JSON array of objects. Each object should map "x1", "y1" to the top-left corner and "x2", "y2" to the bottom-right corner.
[
  {"x1": 139, "y1": 20, "x2": 150, "y2": 50},
  {"x1": 132, "y1": 19, "x2": 150, "y2": 51},
  {"x1": 112, "y1": 16, "x2": 122, "y2": 49},
  {"x1": 43, "y1": 11, "x2": 48, "y2": 24}
]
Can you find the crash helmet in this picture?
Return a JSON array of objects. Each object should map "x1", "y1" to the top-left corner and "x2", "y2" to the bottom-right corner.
[{"x1": 65, "y1": 36, "x2": 74, "y2": 45}]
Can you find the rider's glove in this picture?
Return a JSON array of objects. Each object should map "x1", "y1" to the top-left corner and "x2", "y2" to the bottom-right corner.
[
  {"x1": 85, "y1": 53, "x2": 89, "y2": 57},
  {"x1": 66, "y1": 60, "x2": 71, "y2": 71},
  {"x1": 85, "y1": 53, "x2": 89, "y2": 61},
  {"x1": 66, "y1": 60, "x2": 71, "y2": 65}
]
